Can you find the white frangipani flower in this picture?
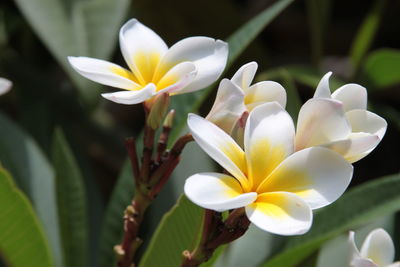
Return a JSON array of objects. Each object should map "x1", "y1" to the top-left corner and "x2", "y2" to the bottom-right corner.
[
  {"x1": 206, "y1": 62, "x2": 286, "y2": 133},
  {"x1": 68, "y1": 19, "x2": 228, "y2": 105},
  {"x1": 295, "y1": 72, "x2": 387, "y2": 163},
  {"x1": 185, "y1": 102, "x2": 353, "y2": 235},
  {"x1": 349, "y1": 229, "x2": 400, "y2": 267},
  {"x1": 0, "y1": 78, "x2": 12, "y2": 96}
]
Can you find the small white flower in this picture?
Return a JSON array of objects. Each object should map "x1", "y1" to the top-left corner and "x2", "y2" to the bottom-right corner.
[
  {"x1": 68, "y1": 19, "x2": 228, "y2": 105},
  {"x1": 295, "y1": 72, "x2": 387, "y2": 163},
  {"x1": 206, "y1": 62, "x2": 286, "y2": 133},
  {"x1": 185, "y1": 102, "x2": 353, "y2": 235},
  {"x1": 349, "y1": 229, "x2": 400, "y2": 267},
  {"x1": 0, "y1": 78, "x2": 12, "y2": 96}
]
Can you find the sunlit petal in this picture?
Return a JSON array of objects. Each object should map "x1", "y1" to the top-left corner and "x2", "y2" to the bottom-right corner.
[
  {"x1": 360, "y1": 228, "x2": 395, "y2": 267},
  {"x1": 101, "y1": 83, "x2": 156, "y2": 104},
  {"x1": 184, "y1": 172, "x2": 257, "y2": 212},
  {"x1": 313, "y1": 72, "x2": 332, "y2": 98},
  {"x1": 245, "y1": 102, "x2": 295, "y2": 189},
  {"x1": 68, "y1": 56, "x2": 141, "y2": 90},
  {"x1": 257, "y1": 147, "x2": 353, "y2": 209},
  {"x1": 157, "y1": 37, "x2": 228, "y2": 93},
  {"x1": 346, "y1": 109, "x2": 387, "y2": 140},
  {"x1": 119, "y1": 19, "x2": 168, "y2": 84},
  {"x1": 0, "y1": 78, "x2": 12, "y2": 95},
  {"x1": 231, "y1": 62, "x2": 258, "y2": 91},
  {"x1": 187, "y1": 114, "x2": 250, "y2": 190},
  {"x1": 206, "y1": 79, "x2": 246, "y2": 133},
  {"x1": 245, "y1": 192, "x2": 312, "y2": 235},
  {"x1": 331, "y1": 83, "x2": 368, "y2": 112},
  {"x1": 295, "y1": 98, "x2": 351, "y2": 150},
  {"x1": 245, "y1": 81, "x2": 287, "y2": 110},
  {"x1": 322, "y1": 133, "x2": 380, "y2": 163}
]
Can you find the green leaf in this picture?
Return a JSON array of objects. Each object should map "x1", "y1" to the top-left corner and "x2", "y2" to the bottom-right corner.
[
  {"x1": 0, "y1": 112, "x2": 64, "y2": 267},
  {"x1": 306, "y1": 0, "x2": 332, "y2": 67},
  {"x1": 350, "y1": 0, "x2": 386, "y2": 75},
  {"x1": 13, "y1": 0, "x2": 130, "y2": 104},
  {"x1": 98, "y1": 162, "x2": 134, "y2": 267},
  {"x1": 138, "y1": 196, "x2": 203, "y2": 267},
  {"x1": 169, "y1": 0, "x2": 296, "y2": 144},
  {"x1": 362, "y1": 48, "x2": 400, "y2": 88},
  {"x1": 52, "y1": 129, "x2": 88, "y2": 267},
  {"x1": 0, "y1": 167, "x2": 53, "y2": 267},
  {"x1": 261, "y1": 173, "x2": 400, "y2": 267}
]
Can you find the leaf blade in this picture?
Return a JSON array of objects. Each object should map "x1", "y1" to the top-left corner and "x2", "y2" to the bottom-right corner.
[
  {"x1": 52, "y1": 129, "x2": 89, "y2": 267},
  {"x1": 0, "y1": 167, "x2": 54, "y2": 267}
]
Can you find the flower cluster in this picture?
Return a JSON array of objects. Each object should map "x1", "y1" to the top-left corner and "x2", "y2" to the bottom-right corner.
[
  {"x1": 185, "y1": 68, "x2": 387, "y2": 235},
  {"x1": 68, "y1": 18, "x2": 387, "y2": 237}
]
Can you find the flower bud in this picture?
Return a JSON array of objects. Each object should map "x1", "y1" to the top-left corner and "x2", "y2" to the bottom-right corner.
[{"x1": 147, "y1": 93, "x2": 170, "y2": 130}]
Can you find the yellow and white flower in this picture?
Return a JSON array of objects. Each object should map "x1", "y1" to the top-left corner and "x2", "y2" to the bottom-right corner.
[
  {"x1": 206, "y1": 62, "x2": 286, "y2": 134},
  {"x1": 185, "y1": 102, "x2": 353, "y2": 235},
  {"x1": 349, "y1": 228, "x2": 400, "y2": 267},
  {"x1": 0, "y1": 78, "x2": 12, "y2": 96},
  {"x1": 295, "y1": 72, "x2": 387, "y2": 163},
  {"x1": 68, "y1": 19, "x2": 228, "y2": 105}
]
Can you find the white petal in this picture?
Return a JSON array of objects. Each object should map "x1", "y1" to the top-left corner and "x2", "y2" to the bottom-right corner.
[
  {"x1": 244, "y1": 102, "x2": 295, "y2": 189},
  {"x1": 245, "y1": 192, "x2": 312, "y2": 236},
  {"x1": 101, "y1": 83, "x2": 156, "y2": 104},
  {"x1": 346, "y1": 109, "x2": 387, "y2": 140},
  {"x1": 314, "y1": 72, "x2": 332, "y2": 98},
  {"x1": 349, "y1": 231, "x2": 362, "y2": 263},
  {"x1": 322, "y1": 133, "x2": 380, "y2": 163},
  {"x1": 157, "y1": 62, "x2": 197, "y2": 94},
  {"x1": 119, "y1": 19, "x2": 168, "y2": 83},
  {"x1": 231, "y1": 62, "x2": 258, "y2": 90},
  {"x1": 68, "y1": 56, "x2": 140, "y2": 90},
  {"x1": 184, "y1": 172, "x2": 257, "y2": 212},
  {"x1": 0, "y1": 78, "x2": 12, "y2": 95},
  {"x1": 206, "y1": 79, "x2": 246, "y2": 133},
  {"x1": 360, "y1": 228, "x2": 395, "y2": 267},
  {"x1": 258, "y1": 147, "x2": 353, "y2": 209},
  {"x1": 158, "y1": 37, "x2": 228, "y2": 93},
  {"x1": 187, "y1": 114, "x2": 250, "y2": 190},
  {"x1": 295, "y1": 98, "x2": 351, "y2": 150},
  {"x1": 331, "y1": 84, "x2": 368, "y2": 112},
  {"x1": 245, "y1": 81, "x2": 287, "y2": 110},
  {"x1": 387, "y1": 262, "x2": 400, "y2": 267}
]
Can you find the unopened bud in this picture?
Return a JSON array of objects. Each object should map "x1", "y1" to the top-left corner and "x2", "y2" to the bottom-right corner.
[
  {"x1": 163, "y1": 109, "x2": 175, "y2": 128},
  {"x1": 147, "y1": 93, "x2": 170, "y2": 130}
]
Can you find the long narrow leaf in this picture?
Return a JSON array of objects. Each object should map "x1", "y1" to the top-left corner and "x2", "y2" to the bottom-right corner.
[
  {"x1": 138, "y1": 196, "x2": 203, "y2": 267},
  {"x1": 0, "y1": 167, "x2": 53, "y2": 267},
  {"x1": 52, "y1": 129, "x2": 88, "y2": 267},
  {"x1": 0, "y1": 112, "x2": 63, "y2": 267}
]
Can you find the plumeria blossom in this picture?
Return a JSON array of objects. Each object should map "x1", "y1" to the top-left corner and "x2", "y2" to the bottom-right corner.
[
  {"x1": 0, "y1": 78, "x2": 12, "y2": 96},
  {"x1": 185, "y1": 102, "x2": 353, "y2": 235},
  {"x1": 295, "y1": 72, "x2": 387, "y2": 163},
  {"x1": 349, "y1": 228, "x2": 400, "y2": 267},
  {"x1": 68, "y1": 19, "x2": 228, "y2": 105},
  {"x1": 206, "y1": 62, "x2": 286, "y2": 134}
]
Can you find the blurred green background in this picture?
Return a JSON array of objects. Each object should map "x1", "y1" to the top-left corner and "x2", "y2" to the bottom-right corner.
[{"x1": 0, "y1": 0, "x2": 399, "y2": 267}]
